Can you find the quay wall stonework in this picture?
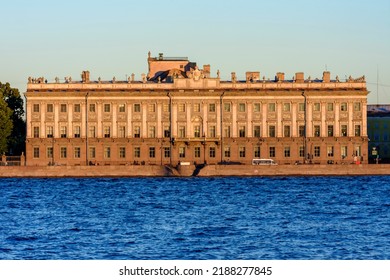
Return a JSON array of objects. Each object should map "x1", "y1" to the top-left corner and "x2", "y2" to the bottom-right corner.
[{"x1": 0, "y1": 164, "x2": 390, "y2": 178}]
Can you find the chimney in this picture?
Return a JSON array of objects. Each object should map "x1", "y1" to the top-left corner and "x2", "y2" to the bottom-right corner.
[
  {"x1": 322, "y1": 71, "x2": 330, "y2": 83},
  {"x1": 81, "y1": 71, "x2": 90, "y2": 83},
  {"x1": 295, "y1": 72, "x2": 304, "y2": 83},
  {"x1": 276, "y1": 72, "x2": 285, "y2": 82}
]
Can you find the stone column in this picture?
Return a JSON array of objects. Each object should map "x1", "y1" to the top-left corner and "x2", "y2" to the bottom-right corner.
[
  {"x1": 247, "y1": 102, "x2": 252, "y2": 137},
  {"x1": 40, "y1": 102, "x2": 45, "y2": 138},
  {"x1": 142, "y1": 102, "x2": 147, "y2": 138},
  {"x1": 232, "y1": 102, "x2": 237, "y2": 137},
  {"x1": 81, "y1": 101, "x2": 86, "y2": 138},
  {"x1": 157, "y1": 102, "x2": 162, "y2": 138},
  {"x1": 362, "y1": 100, "x2": 367, "y2": 136},
  {"x1": 97, "y1": 102, "x2": 102, "y2": 138},
  {"x1": 172, "y1": 102, "x2": 178, "y2": 137},
  {"x1": 127, "y1": 102, "x2": 132, "y2": 137},
  {"x1": 112, "y1": 102, "x2": 117, "y2": 138},
  {"x1": 203, "y1": 102, "x2": 208, "y2": 137},
  {"x1": 54, "y1": 102, "x2": 59, "y2": 138},
  {"x1": 186, "y1": 102, "x2": 191, "y2": 137},
  {"x1": 321, "y1": 102, "x2": 326, "y2": 137},
  {"x1": 334, "y1": 102, "x2": 340, "y2": 137},
  {"x1": 307, "y1": 101, "x2": 313, "y2": 137},
  {"x1": 262, "y1": 102, "x2": 267, "y2": 137},
  {"x1": 348, "y1": 102, "x2": 354, "y2": 137},
  {"x1": 277, "y1": 101, "x2": 282, "y2": 137},
  {"x1": 216, "y1": 101, "x2": 221, "y2": 138},
  {"x1": 292, "y1": 102, "x2": 297, "y2": 137},
  {"x1": 68, "y1": 102, "x2": 73, "y2": 138}
]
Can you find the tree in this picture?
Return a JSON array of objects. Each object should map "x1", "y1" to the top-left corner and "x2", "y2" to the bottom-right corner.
[
  {"x1": 0, "y1": 95, "x2": 13, "y2": 154},
  {"x1": 0, "y1": 82, "x2": 26, "y2": 155}
]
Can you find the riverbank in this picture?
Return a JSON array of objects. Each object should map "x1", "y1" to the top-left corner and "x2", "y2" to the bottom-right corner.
[{"x1": 0, "y1": 164, "x2": 389, "y2": 177}]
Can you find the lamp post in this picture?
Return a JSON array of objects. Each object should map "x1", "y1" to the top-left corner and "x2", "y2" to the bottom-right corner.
[
  {"x1": 302, "y1": 91, "x2": 307, "y2": 164},
  {"x1": 220, "y1": 91, "x2": 225, "y2": 163}
]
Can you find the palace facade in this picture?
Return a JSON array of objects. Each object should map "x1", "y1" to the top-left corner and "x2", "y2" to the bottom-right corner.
[{"x1": 25, "y1": 52, "x2": 369, "y2": 166}]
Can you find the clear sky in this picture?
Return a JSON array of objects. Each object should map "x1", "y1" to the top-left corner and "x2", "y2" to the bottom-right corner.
[{"x1": 1, "y1": 0, "x2": 389, "y2": 104}]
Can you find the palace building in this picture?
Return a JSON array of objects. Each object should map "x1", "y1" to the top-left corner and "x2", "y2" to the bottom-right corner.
[{"x1": 25, "y1": 52, "x2": 369, "y2": 166}]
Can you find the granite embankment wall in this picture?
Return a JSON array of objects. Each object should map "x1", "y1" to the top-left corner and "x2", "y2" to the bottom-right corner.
[{"x1": 0, "y1": 164, "x2": 390, "y2": 178}]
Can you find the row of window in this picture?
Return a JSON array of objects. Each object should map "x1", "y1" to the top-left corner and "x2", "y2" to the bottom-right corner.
[
  {"x1": 32, "y1": 124, "x2": 362, "y2": 138},
  {"x1": 32, "y1": 101, "x2": 363, "y2": 114},
  {"x1": 32, "y1": 145, "x2": 361, "y2": 160}
]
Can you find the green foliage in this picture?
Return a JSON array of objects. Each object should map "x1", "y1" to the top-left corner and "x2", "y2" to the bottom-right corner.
[
  {"x1": 0, "y1": 82, "x2": 26, "y2": 155},
  {"x1": 0, "y1": 95, "x2": 13, "y2": 154}
]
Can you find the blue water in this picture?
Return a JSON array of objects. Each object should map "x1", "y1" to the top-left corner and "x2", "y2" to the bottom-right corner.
[{"x1": 0, "y1": 176, "x2": 389, "y2": 260}]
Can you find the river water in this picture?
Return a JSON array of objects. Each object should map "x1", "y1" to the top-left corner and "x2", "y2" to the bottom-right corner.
[{"x1": 0, "y1": 176, "x2": 389, "y2": 259}]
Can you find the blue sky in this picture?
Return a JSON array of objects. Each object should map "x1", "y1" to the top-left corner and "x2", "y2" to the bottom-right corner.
[{"x1": 1, "y1": 0, "x2": 389, "y2": 104}]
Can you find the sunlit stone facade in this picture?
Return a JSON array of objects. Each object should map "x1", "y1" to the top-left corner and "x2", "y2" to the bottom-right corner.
[{"x1": 25, "y1": 52, "x2": 368, "y2": 166}]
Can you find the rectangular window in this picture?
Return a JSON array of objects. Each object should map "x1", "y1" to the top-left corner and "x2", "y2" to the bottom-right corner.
[
  {"x1": 314, "y1": 146, "x2": 321, "y2": 157},
  {"x1": 254, "y1": 125, "x2": 261, "y2": 137},
  {"x1": 164, "y1": 147, "x2": 170, "y2": 158},
  {"x1": 163, "y1": 103, "x2": 170, "y2": 112},
  {"x1": 209, "y1": 147, "x2": 216, "y2": 158},
  {"x1": 89, "y1": 126, "x2": 96, "y2": 138},
  {"x1": 298, "y1": 103, "x2": 305, "y2": 112},
  {"x1": 104, "y1": 104, "x2": 111, "y2": 113},
  {"x1": 209, "y1": 126, "x2": 216, "y2": 138},
  {"x1": 60, "y1": 104, "x2": 67, "y2": 113},
  {"x1": 253, "y1": 103, "x2": 261, "y2": 112},
  {"x1": 284, "y1": 125, "x2": 291, "y2": 137},
  {"x1": 164, "y1": 126, "x2": 170, "y2": 138},
  {"x1": 328, "y1": 125, "x2": 334, "y2": 137},
  {"x1": 283, "y1": 103, "x2": 291, "y2": 112},
  {"x1": 269, "y1": 125, "x2": 276, "y2": 137},
  {"x1": 209, "y1": 104, "x2": 216, "y2": 112},
  {"x1": 299, "y1": 125, "x2": 305, "y2": 137},
  {"x1": 33, "y1": 147, "x2": 39, "y2": 158},
  {"x1": 179, "y1": 147, "x2": 186, "y2": 158},
  {"x1": 33, "y1": 104, "x2": 40, "y2": 113},
  {"x1": 178, "y1": 103, "x2": 186, "y2": 112},
  {"x1": 148, "y1": 104, "x2": 155, "y2": 113},
  {"x1": 314, "y1": 125, "x2": 320, "y2": 137},
  {"x1": 268, "y1": 103, "x2": 276, "y2": 112},
  {"x1": 194, "y1": 125, "x2": 201, "y2": 137},
  {"x1": 89, "y1": 104, "x2": 96, "y2": 112},
  {"x1": 149, "y1": 126, "x2": 156, "y2": 138},
  {"x1": 46, "y1": 126, "x2": 53, "y2": 138},
  {"x1": 74, "y1": 147, "x2": 81, "y2": 158},
  {"x1": 327, "y1": 146, "x2": 334, "y2": 157},
  {"x1": 239, "y1": 147, "x2": 246, "y2": 158},
  {"x1": 118, "y1": 104, "x2": 126, "y2": 112},
  {"x1": 284, "y1": 146, "x2": 291, "y2": 157},
  {"x1": 119, "y1": 126, "x2": 126, "y2": 138},
  {"x1": 33, "y1": 126, "x2": 39, "y2": 138},
  {"x1": 224, "y1": 146, "x2": 231, "y2": 158},
  {"x1": 134, "y1": 126, "x2": 140, "y2": 138},
  {"x1": 327, "y1": 103, "x2": 334, "y2": 111},
  {"x1": 355, "y1": 125, "x2": 361, "y2": 136},
  {"x1": 195, "y1": 147, "x2": 201, "y2": 158},
  {"x1": 119, "y1": 147, "x2": 126, "y2": 158},
  {"x1": 179, "y1": 126, "x2": 186, "y2": 138},
  {"x1": 74, "y1": 104, "x2": 81, "y2": 113},
  {"x1": 239, "y1": 126, "x2": 246, "y2": 137},
  {"x1": 47, "y1": 147, "x2": 53, "y2": 158},
  {"x1": 104, "y1": 147, "x2": 111, "y2": 158},
  {"x1": 354, "y1": 102, "x2": 361, "y2": 111},
  {"x1": 341, "y1": 146, "x2": 348, "y2": 159},
  {"x1": 299, "y1": 146, "x2": 304, "y2": 158},
  {"x1": 134, "y1": 104, "x2": 141, "y2": 112},
  {"x1": 238, "y1": 103, "x2": 246, "y2": 112},
  {"x1": 89, "y1": 147, "x2": 96, "y2": 159},
  {"x1": 46, "y1": 104, "x2": 53, "y2": 113},
  {"x1": 224, "y1": 103, "x2": 231, "y2": 112},
  {"x1": 224, "y1": 126, "x2": 231, "y2": 137},
  {"x1": 149, "y1": 147, "x2": 155, "y2": 158},
  {"x1": 104, "y1": 126, "x2": 111, "y2": 138},
  {"x1": 254, "y1": 146, "x2": 260, "y2": 158},
  {"x1": 60, "y1": 147, "x2": 67, "y2": 158},
  {"x1": 269, "y1": 147, "x2": 276, "y2": 158},
  {"x1": 341, "y1": 125, "x2": 348, "y2": 136},
  {"x1": 60, "y1": 126, "x2": 67, "y2": 138},
  {"x1": 134, "y1": 147, "x2": 141, "y2": 158},
  {"x1": 313, "y1": 103, "x2": 320, "y2": 111},
  {"x1": 193, "y1": 103, "x2": 200, "y2": 112},
  {"x1": 341, "y1": 102, "x2": 348, "y2": 111},
  {"x1": 74, "y1": 126, "x2": 81, "y2": 138}
]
